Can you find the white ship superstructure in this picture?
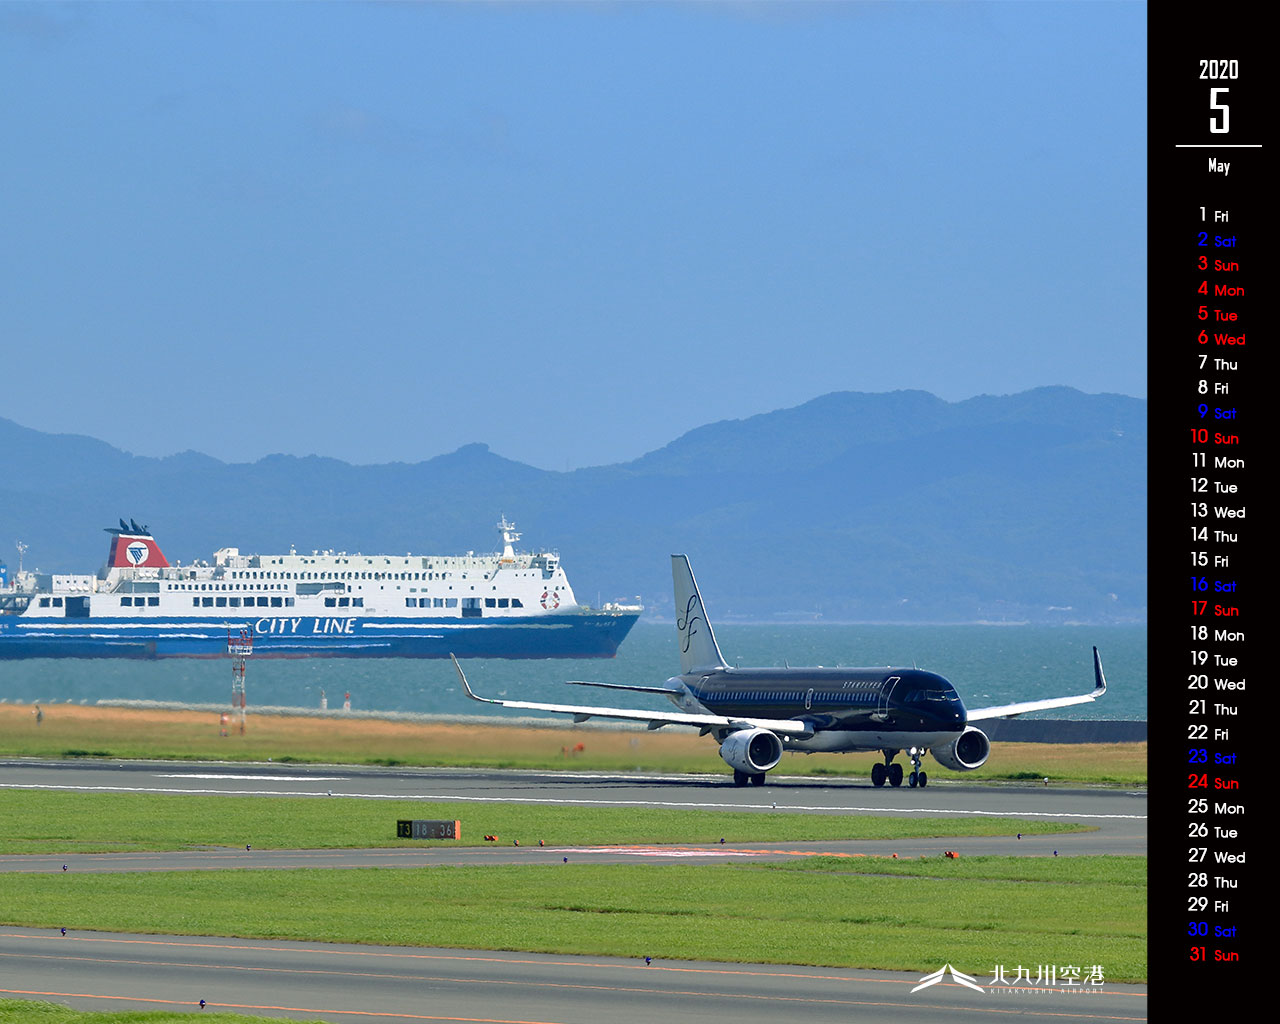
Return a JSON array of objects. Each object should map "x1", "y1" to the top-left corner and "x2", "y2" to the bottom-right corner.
[{"x1": 0, "y1": 518, "x2": 640, "y2": 660}]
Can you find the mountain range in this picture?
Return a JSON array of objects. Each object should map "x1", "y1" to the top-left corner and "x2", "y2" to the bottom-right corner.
[{"x1": 0, "y1": 387, "x2": 1145, "y2": 623}]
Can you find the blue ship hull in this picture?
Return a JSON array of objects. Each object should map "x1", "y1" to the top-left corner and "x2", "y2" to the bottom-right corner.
[{"x1": 0, "y1": 612, "x2": 640, "y2": 660}]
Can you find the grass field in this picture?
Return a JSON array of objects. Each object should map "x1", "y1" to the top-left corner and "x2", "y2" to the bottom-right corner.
[
  {"x1": 0, "y1": 1001, "x2": 326, "y2": 1024},
  {"x1": 0, "y1": 702, "x2": 1147, "y2": 785},
  {"x1": 0, "y1": 790, "x2": 1086, "y2": 854},
  {"x1": 1, "y1": 857, "x2": 1146, "y2": 981}
]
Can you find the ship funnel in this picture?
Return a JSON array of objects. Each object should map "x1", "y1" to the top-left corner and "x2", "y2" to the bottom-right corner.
[{"x1": 105, "y1": 522, "x2": 170, "y2": 569}]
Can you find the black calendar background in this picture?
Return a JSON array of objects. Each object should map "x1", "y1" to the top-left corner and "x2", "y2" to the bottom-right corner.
[{"x1": 1149, "y1": 9, "x2": 1265, "y2": 1012}]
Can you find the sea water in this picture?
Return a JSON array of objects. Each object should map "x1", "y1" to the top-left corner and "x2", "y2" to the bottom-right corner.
[{"x1": 0, "y1": 622, "x2": 1145, "y2": 721}]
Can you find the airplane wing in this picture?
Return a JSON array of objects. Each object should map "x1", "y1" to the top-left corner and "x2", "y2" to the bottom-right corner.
[
  {"x1": 965, "y1": 646, "x2": 1109, "y2": 722},
  {"x1": 566, "y1": 679, "x2": 685, "y2": 696},
  {"x1": 451, "y1": 655, "x2": 814, "y2": 736}
]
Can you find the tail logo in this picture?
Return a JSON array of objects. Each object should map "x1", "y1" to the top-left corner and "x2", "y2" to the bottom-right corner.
[
  {"x1": 677, "y1": 594, "x2": 702, "y2": 655},
  {"x1": 125, "y1": 542, "x2": 150, "y2": 566}
]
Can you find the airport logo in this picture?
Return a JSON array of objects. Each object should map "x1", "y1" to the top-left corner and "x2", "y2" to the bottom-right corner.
[
  {"x1": 912, "y1": 962, "x2": 1108, "y2": 997},
  {"x1": 912, "y1": 964, "x2": 985, "y2": 994},
  {"x1": 989, "y1": 963, "x2": 1106, "y2": 991}
]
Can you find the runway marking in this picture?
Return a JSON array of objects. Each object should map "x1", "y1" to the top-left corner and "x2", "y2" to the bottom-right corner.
[
  {"x1": 0, "y1": 783, "x2": 1147, "y2": 820},
  {"x1": 0, "y1": 985, "x2": 1148, "y2": 1021},
  {"x1": 0, "y1": 926, "x2": 1146, "y2": 983},
  {"x1": 12, "y1": 948, "x2": 941, "y2": 998},
  {"x1": 0, "y1": 930, "x2": 1150, "y2": 998},
  {"x1": 568, "y1": 846, "x2": 920, "y2": 859},
  {"x1": 573, "y1": 845, "x2": 763, "y2": 857},
  {"x1": 154, "y1": 773, "x2": 347, "y2": 781},
  {"x1": 0, "y1": 846, "x2": 945, "y2": 873},
  {"x1": 0, "y1": 989, "x2": 568, "y2": 1023}
]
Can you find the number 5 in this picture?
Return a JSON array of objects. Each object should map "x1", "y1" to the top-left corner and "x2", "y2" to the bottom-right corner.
[{"x1": 1210, "y1": 88, "x2": 1230, "y2": 134}]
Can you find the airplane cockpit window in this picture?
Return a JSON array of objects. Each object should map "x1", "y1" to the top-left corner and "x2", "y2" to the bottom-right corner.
[{"x1": 909, "y1": 687, "x2": 962, "y2": 706}]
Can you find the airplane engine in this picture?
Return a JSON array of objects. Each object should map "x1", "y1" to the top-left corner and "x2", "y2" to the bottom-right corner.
[
  {"x1": 931, "y1": 726, "x2": 991, "y2": 771},
  {"x1": 719, "y1": 728, "x2": 783, "y2": 775}
]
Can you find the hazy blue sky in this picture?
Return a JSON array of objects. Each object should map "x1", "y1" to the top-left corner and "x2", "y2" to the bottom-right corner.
[{"x1": 1, "y1": 2, "x2": 1145, "y2": 471}]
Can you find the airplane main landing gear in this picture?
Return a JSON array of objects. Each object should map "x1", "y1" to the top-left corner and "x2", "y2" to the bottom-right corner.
[
  {"x1": 871, "y1": 750, "x2": 930, "y2": 788},
  {"x1": 733, "y1": 770, "x2": 767, "y2": 787},
  {"x1": 871, "y1": 753, "x2": 905, "y2": 787}
]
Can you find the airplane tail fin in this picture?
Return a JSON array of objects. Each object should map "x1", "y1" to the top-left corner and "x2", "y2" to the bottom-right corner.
[
  {"x1": 671, "y1": 555, "x2": 727, "y2": 674},
  {"x1": 104, "y1": 522, "x2": 170, "y2": 569}
]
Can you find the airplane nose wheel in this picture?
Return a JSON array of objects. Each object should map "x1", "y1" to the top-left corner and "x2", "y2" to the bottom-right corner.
[{"x1": 907, "y1": 748, "x2": 928, "y2": 788}]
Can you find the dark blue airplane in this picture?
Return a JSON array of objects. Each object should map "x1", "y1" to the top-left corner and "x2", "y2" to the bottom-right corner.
[{"x1": 454, "y1": 555, "x2": 1108, "y2": 787}]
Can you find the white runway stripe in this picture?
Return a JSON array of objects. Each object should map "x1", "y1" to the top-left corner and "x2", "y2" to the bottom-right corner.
[{"x1": 0, "y1": 782, "x2": 1146, "y2": 819}]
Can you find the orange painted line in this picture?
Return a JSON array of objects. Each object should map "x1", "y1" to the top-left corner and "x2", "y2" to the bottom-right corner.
[
  {"x1": 4, "y1": 931, "x2": 1148, "y2": 999},
  {"x1": 0, "y1": 989, "x2": 562, "y2": 1022},
  {"x1": 0, "y1": 959, "x2": 1149, "y2": 1017},
  {"x1": 0, "y1": 950, "x2": 907, "y2": 1006},
  {"x1": 1, "y1": 950, "x2": 922, "y2": 1006},
  {"x1": 0, "y1": 988, "x2": 1149, "y2": 1021},
  {"x1": 7, "y1": 930, "x2": 875, "y2": 984}
]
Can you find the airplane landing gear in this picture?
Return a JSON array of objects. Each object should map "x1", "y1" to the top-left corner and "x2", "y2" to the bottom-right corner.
[
  {"x1": 906, "y1": 746, "x2": 928, "y2": 788},
  {"x1": 870, "y1": 752, "x2": 911, "y2": 793},
  {"x1": 732, "y1": 770, "x2": 767, "y2": 787}
]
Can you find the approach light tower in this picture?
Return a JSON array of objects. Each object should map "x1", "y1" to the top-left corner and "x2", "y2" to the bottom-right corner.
[{"x1": 227, "y1": 626, "x2": 253, "y2": 735}]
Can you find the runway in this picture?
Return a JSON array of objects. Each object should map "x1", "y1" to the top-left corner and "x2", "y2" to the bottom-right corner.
[
  {"x1": 0, "y1": 759, "x2": 1147, "y2": 1021},
  {"x1": 0, "y1": 927, "x2": 1147, "y2": 1024},
  {"x1": 0, "y1": 757, "x2": 1147, "y2": 844}
]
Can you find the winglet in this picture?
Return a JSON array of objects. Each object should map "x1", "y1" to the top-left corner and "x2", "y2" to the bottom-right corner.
[
  {"x1": 962, "y1": 647, "x2": 1110, "y2": 723},
  {"x1": 451, "y1": 653, "x2": 499, "y2": 705}
]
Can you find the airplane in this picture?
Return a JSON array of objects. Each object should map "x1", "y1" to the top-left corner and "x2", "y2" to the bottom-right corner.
[{"x1": 451, "y1": 554, "x2": 1108, "y2": 788}]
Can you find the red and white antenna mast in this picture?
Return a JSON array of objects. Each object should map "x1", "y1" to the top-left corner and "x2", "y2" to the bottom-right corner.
[{"x1": 227, "y1": 626, "x2": 254, "y2": 735}]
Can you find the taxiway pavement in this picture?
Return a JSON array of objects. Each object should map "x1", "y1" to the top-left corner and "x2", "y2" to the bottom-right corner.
[
  {"x1": 0, "y1": 758, "x2": 1146, "y2": 850},
  {"x1": 0, "y1": 927, "x2": 1147, "y2": 1024}
]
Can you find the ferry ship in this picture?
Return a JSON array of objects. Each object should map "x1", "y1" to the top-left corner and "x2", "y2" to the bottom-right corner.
[{"x1": 0, "y1": 518, "x2": 641, "y2": 660}]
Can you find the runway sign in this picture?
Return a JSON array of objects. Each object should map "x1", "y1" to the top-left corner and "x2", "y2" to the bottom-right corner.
[{"x1": 396, "y1": 819, "x2": 461, "y2": 840}]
